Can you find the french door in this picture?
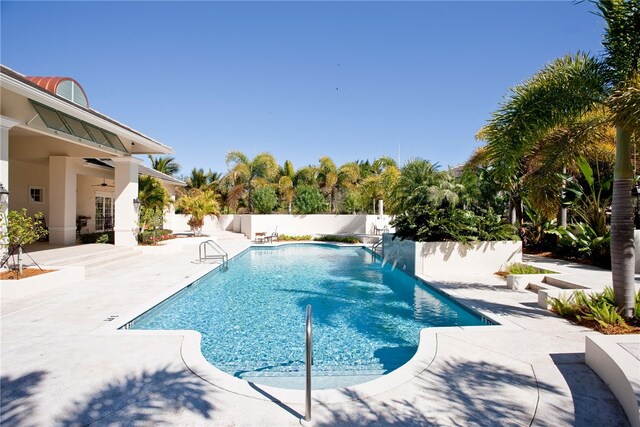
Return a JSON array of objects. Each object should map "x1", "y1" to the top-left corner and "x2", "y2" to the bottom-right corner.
[{"x1": 95, "y1": 195, "x2": 114, "y2": 231}]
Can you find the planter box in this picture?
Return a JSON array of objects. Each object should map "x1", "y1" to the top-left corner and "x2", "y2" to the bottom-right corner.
[
  {"x1": 506, "y1": 273, "x2": 548, "y2": 290},
  {"x1": 382, "y1": 235, "x2": 522, "y2": 277},
  {"x1": 0, "y1": 265, "x2": 85, "y2": 299}
]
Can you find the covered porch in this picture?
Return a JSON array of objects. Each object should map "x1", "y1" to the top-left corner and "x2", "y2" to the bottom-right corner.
[{"x1": 1, "y1": 65, "x2": 173, "y2": 247}]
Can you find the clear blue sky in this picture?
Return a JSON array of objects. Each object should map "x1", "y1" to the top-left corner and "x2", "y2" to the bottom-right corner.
[{"x1": 1, "y1": 1, "x2": 604, "y2": 177}]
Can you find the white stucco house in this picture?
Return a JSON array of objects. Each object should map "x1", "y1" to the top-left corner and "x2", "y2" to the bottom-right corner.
[{"x1": 0, "y1": 65, "x2": 183, "y2": 247}]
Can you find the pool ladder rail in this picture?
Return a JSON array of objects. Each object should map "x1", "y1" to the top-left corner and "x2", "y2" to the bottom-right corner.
[
  {"x1": 304, "y1": 304, "x2": 313, "y2": 425},
  {"x1": 372, "y1": 238, "x2": 383, "y2": 255},
  {"x1": 198, "y1": 240, "x2": 229, "y2": 270}
]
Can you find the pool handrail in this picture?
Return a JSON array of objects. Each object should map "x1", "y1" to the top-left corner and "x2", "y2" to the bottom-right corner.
[
  {"x1": 198, "y1": 240, "x2": 228, "y2": 269},
  {"x1": 305, "y1": 304, "x2": 313, "y2": 424}
]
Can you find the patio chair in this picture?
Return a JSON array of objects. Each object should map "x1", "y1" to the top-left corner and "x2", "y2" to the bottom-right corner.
[
  {"x1": 373, "y1": 220, "x2": 388, "y2": 235},
  {"x1": 264, "y1": 226, "x2": 279, "y2": 243}
]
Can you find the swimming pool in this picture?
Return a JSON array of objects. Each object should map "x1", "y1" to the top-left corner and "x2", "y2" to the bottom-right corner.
[{"x1": 128, "y1": 244, "x2": 490, "y2": 389}]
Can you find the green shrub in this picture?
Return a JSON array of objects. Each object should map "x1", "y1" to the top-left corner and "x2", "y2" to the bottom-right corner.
[
  {"x1": 278, "y1": 234, "x2": 312, "y2": 241},
  {"x1": 80, "y1": 232, "x2": 114, "y2": 244},
  {"x1": 252, "y1": 187, "x2": 278, "y2": 214},
  {"x1": 138, "y1": 229, "x2": 174, "y2": 245},
  {"x1": 314, "y1": 235, "x2": 361, "y2": 244},
  {"x1": 549, "y1": 294, "x2": 579, "y2": 317},
  {"x1": 391, "y1": 205, "x2": 518, "y2": 242},
  {"x1": 551, "y1": 288, "x2": 634, "y2": 330},
  {"x1": 505, "y1": 263, "x2": 556, "y2": 275},
  {"x1": 293, "y1": 185, "x2": 326, "y2": 214}
]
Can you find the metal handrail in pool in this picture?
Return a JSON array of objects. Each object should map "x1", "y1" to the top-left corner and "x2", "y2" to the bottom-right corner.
[
  {"x1": 304, "y1": 304, "x2": 313, "y2": 424},
  {"x1": 199, "y1": 240, "x2": 228, "y2": 269}
]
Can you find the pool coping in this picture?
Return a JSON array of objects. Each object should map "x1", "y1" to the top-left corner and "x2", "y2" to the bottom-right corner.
[{"x1": 94, "y1": 241, "x2": 515, "y2": 405}]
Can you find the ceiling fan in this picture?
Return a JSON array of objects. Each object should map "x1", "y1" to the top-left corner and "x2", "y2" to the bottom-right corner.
[{"x1": 92, "y1": 179, "x2": 114, "y2": 188}]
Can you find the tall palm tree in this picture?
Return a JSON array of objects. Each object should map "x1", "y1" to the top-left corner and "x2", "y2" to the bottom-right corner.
[
  {"x1": 148, "y1": 155, "x2": 181, "y2": 177},
  {"x1": 138, "y1": 175, "x2": 170, "y2": 231},
  {"x1": 184, "y1": 168, "x2": 213, "y2": 190},
  {"x1": 224, "y1": 151, "x2": 279, "y2": 212},
  {"x1": 480, "y1": 0, "x2": 639, "y2": 317},
  {"x1": 317, "y1": 156, "x2": 339, "y2": 212},
  {"x1": 278, "y1": 176, "x2": 295, "y2": 214}
]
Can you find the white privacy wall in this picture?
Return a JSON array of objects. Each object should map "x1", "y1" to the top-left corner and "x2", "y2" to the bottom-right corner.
[
  {"x1": 168, "y1": 214, "x2": 393, "y2": 239},
  {"x1": 382, "y1": 234, "x2": 522, "y2": 276}
]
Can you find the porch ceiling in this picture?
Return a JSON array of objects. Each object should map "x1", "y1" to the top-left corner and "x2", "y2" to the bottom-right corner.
[{"x1": 9, "y1": 126, "x2": 118, "y2": 162}]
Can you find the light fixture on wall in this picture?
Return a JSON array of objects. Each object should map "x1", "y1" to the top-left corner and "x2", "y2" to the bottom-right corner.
[
  {"x1": 133, "y1": 198, "x2": 141, "y2": 214},
  {"x1": 0, "y1": 183, "x2": 9, "y2": 205}
]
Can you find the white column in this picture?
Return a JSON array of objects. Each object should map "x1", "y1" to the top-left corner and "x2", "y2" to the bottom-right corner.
[
  {"x1": 0, "y1": 117, "x2": 20, "y2": 257},
  {"x1": 113, "y1": 156, "x2": 142, "y2": 247},
  {"x1": 378, "y1": 199, "x2": 384, "y2": 217},
  {"x1": 49, "y1": 156, "x2": 77, "y2": 245}
]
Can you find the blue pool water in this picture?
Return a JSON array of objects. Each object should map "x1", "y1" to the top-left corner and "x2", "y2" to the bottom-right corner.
[{"x1": 128, "y1": 244, "x2": 490, "y2": 388}]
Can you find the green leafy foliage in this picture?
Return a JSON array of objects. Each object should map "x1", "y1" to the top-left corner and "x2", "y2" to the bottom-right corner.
[
  {"x1": 0, "y1": 209, "x2": 48, "y2": 247},
  {"x1": 251, "y1": 186, "x2": 278, "y2": 214},
  {"x1": 547, "y1": 223, "x2": 611, "y2": 267},
  {"x1": 551, "y1": 288, "x2": 634, "y2": 331},
  {"x1": 314, "y1": 235, "x2": 361, "y2": 243},
  {"x1": 138, "y1": 229, "x2": 174, "y2": 245},
  {"x1": 392, "y1": 205, "x2": 518, "y2": 242},
  {"x1": 505, "y1": 263, "x2": 556, "y2": 274},
  {"x1": 95, "y1": 234, "x2": 109, "y2": 244},
  {"x1": 293, "y1": 185, "x2": 326, "y2": 214},
  {"x1": 80, "y1": 232, "x2": 114, "y2": 244},
  {"x1": 277, "y1": 234, "x2": 312, "y2": 241},
  {"x1": 175, "y1": 189, "x2": 220, "y2": 235},
  {"x1": 549, "y1": 295, "x2": 579, "y2": 318}
]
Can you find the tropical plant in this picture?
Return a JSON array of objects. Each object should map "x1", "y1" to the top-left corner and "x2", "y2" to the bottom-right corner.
[
  {"x1": 138, "y1": 175, "x2": 170, "y2": 235},
  {"x1": 314, "y1": 235, "x2": 361, "y2": 243},
  {"x1": 317, "y1": 156, "x2": 339, "y2": 212},
  {"x1": 0, "y1": 209, "x2": 48, "y2": 275},
  {"x1": 175, "y1": 189, "x2": 220, "y2": 236},
  {"x1": 479, "y1": 1, "x2": 640, "y2": 318},
  {"x1": 547, "y1": 223, "x2": 611, "y2": 267},
  {"x1": 224, "y1": 151, "x2": 279, "y2": 212},
  {"x1": 148, "y1": 155, "x2": 181, "y2": 176},
  {"x1": 185, "y1": 168, "x2": 214, "y2": 190},
  {"x1": 252, "y1": 186, "x2": 278, "y2": 214},
  {"x1": 293, "y1": 185, "x2": 325, "y2": 214},
  {"x1": 560, "y1": 156, "x2": 611, "y2": 236},
  {"x1": 278, "y1": 176, "x2": 295, "y2": 214},
  {"x1": 504, "y1": 263, "x2": 556, "y2": 275}
]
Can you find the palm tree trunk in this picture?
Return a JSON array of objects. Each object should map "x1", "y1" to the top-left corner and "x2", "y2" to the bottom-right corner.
[{"x1": 610, "y1": 126, "x2": 636, "y2": 319}]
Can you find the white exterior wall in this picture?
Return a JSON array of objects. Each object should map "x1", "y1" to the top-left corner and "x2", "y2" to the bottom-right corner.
[
  {"x1": 8, "y1": 159, "x2": 50, "y2": 219},
  {"x1": 382, "y1": 235, "x2": 522, "y2": 276}
]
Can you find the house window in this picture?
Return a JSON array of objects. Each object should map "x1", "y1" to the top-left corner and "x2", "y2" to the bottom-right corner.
[{"x1": 29, "y1": 186, "x2": 44, "y2": 204}]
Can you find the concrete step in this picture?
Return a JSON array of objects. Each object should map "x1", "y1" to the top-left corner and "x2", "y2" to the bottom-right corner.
[
  {"x1": 84, "y1": 249, "x2": 143, "y2": 271},
  {"x1": 28, "y1": 245, "x2": 142, "y2": 270},
  {"x1": 543, "y1": 275, "x2": 589, "y2": 290}
]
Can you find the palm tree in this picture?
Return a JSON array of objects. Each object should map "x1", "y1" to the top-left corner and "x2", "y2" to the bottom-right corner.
[
  {"x1": 278, "y1": 176, "x2": 295, "y2": 214},
  {"x1": 148, "y1": 155, "x2": 181, "y2": 176},
  {"x1": 480, "y1": 1, "x2": 639, "y2": 317},
  {"x1": 138, "y1": 175, "x2": 170, "y2": 232},
  {"x1": 175, "y1": 189, "x2": 220, "y2": 236},
  {"x1": 185, "y1": 168, "x2": 213, "y2": 190},
  {"x1": 225, "y1": 151, "x2": 279, "y2": 212},
  {"x1": 317, "y1": 156, "x2": 339, "y2": 212}
]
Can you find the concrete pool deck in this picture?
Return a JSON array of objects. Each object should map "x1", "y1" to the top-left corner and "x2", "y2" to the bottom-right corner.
[{"x1": 0, "y1": 236, "x2": 633, "y2": 426}]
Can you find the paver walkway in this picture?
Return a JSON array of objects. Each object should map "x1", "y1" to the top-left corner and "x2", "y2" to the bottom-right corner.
[{"x1": 1, "y1": 237, "x2": 631, "y2": 426}]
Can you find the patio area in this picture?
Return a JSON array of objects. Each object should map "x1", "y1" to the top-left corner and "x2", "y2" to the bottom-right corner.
[{"x1": 0, "y1": 236, "x2": 631, "y2": 426}]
